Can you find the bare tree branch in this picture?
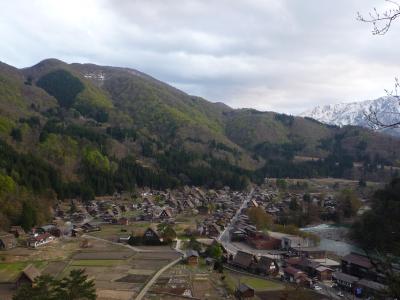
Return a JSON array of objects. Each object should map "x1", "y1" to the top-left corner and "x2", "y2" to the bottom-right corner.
[
  {"x1": 364, "y1": 78, "x2": 400, "y2": 129},
  {"x1": 357, "y1": 0, "x2": 400, "y2": 35}
]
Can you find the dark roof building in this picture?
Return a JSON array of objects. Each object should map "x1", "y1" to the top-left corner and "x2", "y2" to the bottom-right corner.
[
  {"x1": 254, "y1": 256, "x2": 279, "y2": 275},
  {"x1": 142, "y1": 227, "x2": 162, "y2": 245},
  {"x1": 341, "y1": 253, "x2": 376, "y2": 280},
  {"x1": 0, "y1": 232, "x2": 16, "y2": 250},
  {"x1": 16, "y1": 264, "x2": 41, "y2": 287},
  {"x1": 356, "y1": 278, "x2": 387, "y2": 298},
  {"x1": 333, "y1": 271, "x2": 359, "y2": 291},
  {"x1": 231, "y1": 251, "x2": 256, "y2": 270},
  {"x1": 235, "y1": 283, "x2": 255, "y2": 299}
]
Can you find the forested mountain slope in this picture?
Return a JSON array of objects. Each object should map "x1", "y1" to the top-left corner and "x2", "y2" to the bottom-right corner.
[{"x1": 0, "y1": 58, "x2": 399, "y2": 227}]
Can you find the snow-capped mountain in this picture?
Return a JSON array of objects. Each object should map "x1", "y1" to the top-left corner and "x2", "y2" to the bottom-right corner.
[{"x1": 300, "y1": 96, "x2": 400, "y2": 136}]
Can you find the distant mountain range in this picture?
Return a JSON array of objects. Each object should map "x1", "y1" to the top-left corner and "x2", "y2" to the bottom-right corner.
[
  {"x1": 300, "y1": 96, "x2": 400, "y2": 136},
  {"x1": 0, "y1": 58, "x2": 400, "y2": 201}
]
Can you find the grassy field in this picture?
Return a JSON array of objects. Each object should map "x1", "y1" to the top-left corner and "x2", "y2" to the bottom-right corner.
[
  {"x1": 225, "y1": 273, "x2": 284, "y2": 292},
  {"x1": 71, "y1": 259, "x2": 124, "y2": 267},
  {"x1": 89, "y1": 223, "x2": 151, "y2": 239},
  {"x1": 0, "y1": 261, "x2": 48, "y2": 283}
]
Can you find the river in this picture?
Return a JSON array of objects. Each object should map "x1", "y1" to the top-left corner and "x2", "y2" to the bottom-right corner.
[{"x1": 301, "y1": 224, "x2": 364, "y2": 257}]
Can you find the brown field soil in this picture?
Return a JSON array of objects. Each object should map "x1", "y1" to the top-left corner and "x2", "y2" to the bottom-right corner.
[
  {"x1": 0, "y1": 239, "x2": 80, "y2": 263},
  {"x1": 135, "y1": 251, "x2": 180, "y2": 260},
  {"x1": 73, "y1": 251, "x2": 133, "y2": 260},
  {"x1": 42, "y1": 261, "x2": 69, "y2": 276},
  {"x1": 89, "y1": 223, "x2": 152, "y2": 240},
  {"x1": 152, "y1": 262, "x2": 231, "y2": 299},
  {"x1": 96, "y1": 289, "x2": 135, "y2": 300},
  {"x1": 115, "y1": 274, "x2": 149, "y2": 283},
  {"x1": 131, "y1": 258, "x2": 171, "y2": 270},
  {"x1": 192, "y1": 278, "x2": 221, "y2": 299}
]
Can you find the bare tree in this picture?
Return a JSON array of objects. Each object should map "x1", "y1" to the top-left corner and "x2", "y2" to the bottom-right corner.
[
  {"x1": 358, "y1": 1, "x2": 400, "y2": 129},
  {"x1": 364, "y1": 78, "x2": 400, "y2": 130},
  {"x1": 357, "y1": 0, "x2": 400, "y2": 35}
]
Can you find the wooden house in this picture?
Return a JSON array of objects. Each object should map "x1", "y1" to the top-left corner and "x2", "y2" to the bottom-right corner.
[
  {"x1": 332, "y1": 271, "x2": 359, "y2": 291},
  {"x1": 316, "y1": 266, "x2": 333, "y2": 281},
  {"x1": 159, "y1": 208, "x2": 173, "y2": 220},
  {"x1": 142, "y1": 227, "x2": 162, "y2": 245},
  {"x1": 27, "y1": 233, "x2": 54, "y2": 248},
  {"x1": 9, "y1": 226, "x2": 25, "y2": 238},
  {"x1": 283, "y1": 266, "x2": 311, "y2": 287},
  {"x1": 206, "y1": 223, "x2": 221, "y2": 238},
  {"x1": 15, "y1": 264, "x2": 40, "y2": 288},
  {"x1": 355, "y1": 279, "x2": 386, "y2": 298},
  {"x1": 186, "y1": 249, "x2": 199, "y2": 266},
  {"x1": 0, "y1": 232, "x2": 16, "y2": 250},
  {"x1": 118, "y1": 217, "x2": 129, "y2": 226},
  {"x1": 249, "y1": 199, "x2": 259, "y2": 208},
  {"x1": 254, "y1": 256, "x2": 279, "y2": 276},
  {"x1": 181, "y1": 199, "x2": 194, "y2": 210},
  {"x1": 81, "y1": 223, "x2": 101, "y2": 232},
  {"x1": 235, "y1": 283, "x2": 255, "y2": 299},
  {"x1": 231, "y1": 251, "x2": 256, "y2": 270},
  {"x1": 341, "y1": 253, "x2": 375, "y2": 280}
]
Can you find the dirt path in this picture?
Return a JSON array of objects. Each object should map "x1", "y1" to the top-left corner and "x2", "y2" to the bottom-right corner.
[{"x1": 134, "y1": 256, "x2": 182, "y2": 300}]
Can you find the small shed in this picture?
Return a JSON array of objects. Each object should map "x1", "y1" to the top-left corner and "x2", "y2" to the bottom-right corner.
[
  {"x1": 235, "y1": 283, "x2": 255, "y2": 299},
  {"x1": 9, "y1": 226, "x2": 25, "y2": 238},
  {"x1": 0, "y1": 232, "x2": 17, "y2": 250},
  {"x1": 0, "y1": 232, "x2": 16, "y2": 250},
  {"x1": 16, "y1": 264, "x2": 41, "y2": 288},
  {"x1": 186, "y1": 249, "x2": 199, "y2": 266},
  {"x1": 316, "y1": 266, "x2": 333, "y2": 281}
]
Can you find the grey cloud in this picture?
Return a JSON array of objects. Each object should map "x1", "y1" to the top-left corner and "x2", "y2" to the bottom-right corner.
[{"x1": 0, "y1": 0, "x2": 398, "y2": 114}]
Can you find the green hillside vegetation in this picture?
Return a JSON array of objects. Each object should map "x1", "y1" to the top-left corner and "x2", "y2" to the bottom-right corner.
[{"x1": 0, "y1": 58, "x2": 400, "y2": 229}]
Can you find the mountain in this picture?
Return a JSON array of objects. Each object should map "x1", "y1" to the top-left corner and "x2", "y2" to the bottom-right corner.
[
  {"x1": 300, "y1": 96, "x2": 400, "y2": 136},
  {"x1": 1, "y1": 58, "x2": 400, "y2": 228}
]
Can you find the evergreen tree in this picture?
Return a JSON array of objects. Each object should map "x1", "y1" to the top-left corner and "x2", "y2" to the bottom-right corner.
[
  {"x1": 13, "y1": 275, "x2": 59, "y2": 300},
  {"x1": 206, "y1": 243, "x2": 223, "y2": 260},
  {"x1": 56, "y1": 269, "x2": 96, "y2": 300},
  {"x1": 20, "y1": 201, "x2": 37, "y2": 231}
]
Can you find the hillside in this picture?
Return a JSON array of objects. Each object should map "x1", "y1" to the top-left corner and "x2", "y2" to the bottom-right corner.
[{"x1": 1, "y1": 59, "x2": 400, "y2": 226}]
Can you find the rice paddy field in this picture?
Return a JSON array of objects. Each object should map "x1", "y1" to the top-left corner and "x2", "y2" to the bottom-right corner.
[{"x1": 0, "y1": 235, "x2": 181, "y2": 300}]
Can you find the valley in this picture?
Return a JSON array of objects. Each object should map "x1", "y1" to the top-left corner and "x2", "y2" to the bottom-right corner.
[{"x1": 0, "y1": 59, "x2": 399, "y2": 300}]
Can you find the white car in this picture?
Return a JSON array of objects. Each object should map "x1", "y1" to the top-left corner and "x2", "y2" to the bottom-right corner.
[
  {"x1": 313, "y1": 286, "x2": 322, "y2": 291},
  {"x1": 337, "y1": 291, "x2": 344, "y2": 297}
]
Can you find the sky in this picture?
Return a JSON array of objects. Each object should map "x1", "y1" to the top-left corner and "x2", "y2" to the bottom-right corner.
[{"x1": 1, "y1": 0, "x2": 399, "y2": 114}]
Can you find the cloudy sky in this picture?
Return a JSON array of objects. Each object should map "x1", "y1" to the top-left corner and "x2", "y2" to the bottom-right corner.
[{"x1": 1, "y1": 0, "x2": 399, "y2": 114}]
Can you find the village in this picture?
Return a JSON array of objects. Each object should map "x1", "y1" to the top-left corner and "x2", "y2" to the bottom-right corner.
[{"x1": 0, "y1": 178, "x2": 389, "y2": 299}]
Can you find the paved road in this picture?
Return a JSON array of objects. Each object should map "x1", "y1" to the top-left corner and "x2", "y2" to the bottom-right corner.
[
  {"x1": 134, "y1": 256, "x2": 182, "y2": 300},
  {"x1": 218, "y1": 188, "x2": 254, "y2": 254},
  {"x1": 318, "y1": 282, "x2": 354, "y2": 300}
]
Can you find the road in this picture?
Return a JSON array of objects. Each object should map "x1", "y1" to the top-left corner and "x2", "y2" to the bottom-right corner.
[
  {"x1": 317, "y1": 282, "x2": 355, "y2": 300},
  {"x1": 134, "y1": 256, "x2": 182, "y2": 300},
  {"x1": 218, "y1": 187, "x2": 254, "y2": 254}
]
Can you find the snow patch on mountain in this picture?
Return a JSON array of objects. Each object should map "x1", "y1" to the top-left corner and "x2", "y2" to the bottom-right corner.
[{"x1": 300, "y1": 96, "x2": 400, "y2": 136}]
